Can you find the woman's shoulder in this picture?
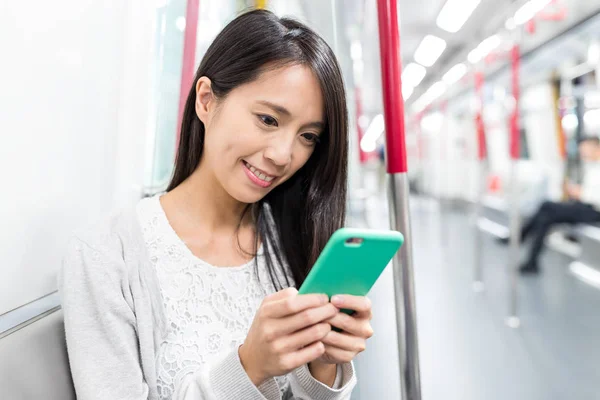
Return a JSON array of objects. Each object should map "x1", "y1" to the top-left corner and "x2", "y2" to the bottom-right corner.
[
  {"x1": 64, "y1": 200, "x2": 148, "y2": 274},
  {"x1": 58, "y1": 202, "x2": 156, "y2": 327},
  {"x1": 72, "y1": 207, "x2": 138, "y2": 250}
]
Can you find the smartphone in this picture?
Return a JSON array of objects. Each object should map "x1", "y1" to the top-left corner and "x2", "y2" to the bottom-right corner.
[{"x1": 298, "y1": 227, "x2": 404, "y2": 308}]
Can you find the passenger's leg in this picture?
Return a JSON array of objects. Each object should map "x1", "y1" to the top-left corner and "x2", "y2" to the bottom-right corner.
[
  {"x1": 521, "y1": 215, "x2": 554, "y2": 273},
  {"x1": 498, "y1": 201, "x2": 556, "y2": 245},
  {"x1": 521, "y1": 202, "x2": 600, "y2": 273},
  {"x1": 521, "y1": 201, "x2": 556, "y2": 241}
]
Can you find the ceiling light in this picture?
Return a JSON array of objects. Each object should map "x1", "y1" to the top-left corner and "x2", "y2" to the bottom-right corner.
[
  {"x1": 443, "y1": 63, "x2": 467, "y2": 84},
  {"x1": 414, "y1": 81, "x2": 448, "y2": 111},
  {"x1": 426, "y1": 81, "x2": 447, "y2": 100},
  {"x1": 436, "y1": 0, "x2": 482, "y2": 33},
  {"x1": 402, "y1": 63, "x2": 427, "y2": 87},
  {"x1": 176, "y1": 16, "x2": 186, "y2": 32},
  {"x1": 351, "y1": 41, "x2": 363, "y2": 61},
  {"x1": 505, "y1": 17, "x2": 516, "y2": 30},
  {"x1": 468, "y1": 48, "x2": 482, "y2": 64},
  {"x1": 468, "y1": 35, "x2": 501, "y2": 64},
  {"x1": 414, "y1": 35, "x2": 447, "y2": 67},
  {"x1": 514, "y1": 0, "x2": 552, "y2": 26},
  {"x1": 403, "y1": 85, "x2": 414, "y2": 101},
  {"x1": 360, "y1": 138, "x2": 377, "y2": 153},
  {"x1": 360, "y1": 114, "x2": 385, "y2": 153},
  {"x1": 479, "y1": 35, "x2": 501, "y2": 55}
]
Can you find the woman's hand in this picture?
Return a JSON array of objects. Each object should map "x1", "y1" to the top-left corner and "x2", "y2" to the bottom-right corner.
[
  {"x1": 239, "y1": 288, "x2": 338, "y2": 386},
  {"x1": 312, "y1": 295, "x2": 373, "y2": 366}
]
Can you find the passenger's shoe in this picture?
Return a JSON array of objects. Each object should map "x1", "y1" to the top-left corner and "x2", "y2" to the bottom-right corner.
[
  {"x1": 497, "y1": 235, "x2": 525, "y2": 246},
  {"x1": 519, "y1": 262, "x2": 540, "y2": 275},
  {"x1": 497, "y1": 237, "x2": 510, "y2": 245},
  {"x1": 564, "y1": 233, "x2": 579, "y2": 243}
]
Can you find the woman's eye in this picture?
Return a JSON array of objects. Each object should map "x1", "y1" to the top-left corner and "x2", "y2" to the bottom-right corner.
[
  {"x1": 301, "y1": 133, "x2": 320, "y2": 145},
  {"x1": 258, "y1": 114, "x2": 278, "y2": 127}
]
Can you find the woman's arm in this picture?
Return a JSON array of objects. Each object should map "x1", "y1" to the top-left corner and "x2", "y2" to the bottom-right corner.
[
  {"x1": 283, "y1": 294, "x2": 376, "y2": 399},
  {"x1": 308, "y1": 361, "x2": 337, "y2": 386},
  {"x1": 180, "y1": 288, "x2": 357, "y2": 400},
  {"x1": 173, "y1": 346, "x2": 283, "y2": 399},
  {"x1": 283, "y1": 362, "x2": 356, "y2": 399},
  {"x1": 61, "y1": 237, "x2": 282, "y2": 400},
  {"x1": 59, "y1": 237, "x2": 151, "y2": 399}
]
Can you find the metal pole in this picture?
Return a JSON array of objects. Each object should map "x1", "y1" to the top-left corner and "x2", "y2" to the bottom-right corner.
[
  {"x1": 473, "y1": 70, "x2": 487, "y2": 292},
  {"x1": 330, "y1": 0, "x2": 339, "y2": 54},
  {"x1": 376, "y1": 0, "x2": 422, "y2": 399},
  {"x1": 507, "y1": 42, "x2": 521, "y2": 328},
  {"x1": 440, "y1": 102, "x2": 450, "y2": 246}
]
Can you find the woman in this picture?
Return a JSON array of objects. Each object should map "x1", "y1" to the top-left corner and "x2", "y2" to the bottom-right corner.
[{"x1": 59, "y1": 9, "x2": 373, "y2": 400}]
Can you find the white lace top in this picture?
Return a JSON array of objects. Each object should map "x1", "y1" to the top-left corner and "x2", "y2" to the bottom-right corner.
[
  {"x1": 136, "y1": 195, "x2": 282, "y2": 399},
  {"x1": 61, "y1": 195, "x2": 355, "y2": 400}
]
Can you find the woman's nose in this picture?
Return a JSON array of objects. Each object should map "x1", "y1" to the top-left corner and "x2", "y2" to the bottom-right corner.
[{"x1": 264, "y1": 135, "x2": 293, "y2": 167}]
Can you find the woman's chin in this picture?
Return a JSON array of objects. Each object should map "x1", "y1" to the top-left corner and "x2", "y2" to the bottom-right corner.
[{"x1": 229, "y1": 187, "x2": 270, "y2": 205}]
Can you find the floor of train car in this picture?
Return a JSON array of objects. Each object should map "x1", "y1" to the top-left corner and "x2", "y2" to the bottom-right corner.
[{"x1": 350, "y1": 195, "x2": 600, "y2": 400}]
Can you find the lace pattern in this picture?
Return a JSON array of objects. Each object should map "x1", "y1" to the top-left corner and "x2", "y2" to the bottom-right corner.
[{"x1": 137, "y1": 195, "x2": 289, "y2": 399}]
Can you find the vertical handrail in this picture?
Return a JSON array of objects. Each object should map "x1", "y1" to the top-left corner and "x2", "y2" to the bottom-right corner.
[
  {"x1": 507, "y1": 43, "x2": 522, "y2": 328},
  {"x1": 355, "y1": 87, "x2": 369, "y2": 164},
  {"x1": 376, "y1": 0, "x2": 422, "y2": 399},
  {"x1": 473, "y1": 70, "x2": 486, "y2": 292}
]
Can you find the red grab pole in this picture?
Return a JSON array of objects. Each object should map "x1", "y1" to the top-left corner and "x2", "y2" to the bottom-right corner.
[
  {"x1": 355, "y1": 87, "x2": 369, "y2": 164},
  {"x1": 376, "y1": 0, "x2": 422, "y2": 399},
  {"x1": 475, "y1": 71, "x2": 487, "y2": 161},
  {"x1": 377, "y1": 0, "x2": 408, "y2": 174},
  {"x1": 510, "y1": 45, "x2": 521, "y2": 161},
  {"x1": 175, "y1": 0, "x2": 200, "y2": 151}
]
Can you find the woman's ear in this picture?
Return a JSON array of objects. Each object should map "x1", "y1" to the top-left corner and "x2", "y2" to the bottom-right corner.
[{"x1": 195, "y1": 77, "x2": 213, "y2": 124}]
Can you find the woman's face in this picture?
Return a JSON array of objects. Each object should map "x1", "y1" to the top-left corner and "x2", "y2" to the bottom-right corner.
[{"x1": 195, "y1": 64, "x2": 325, "y2": 204}]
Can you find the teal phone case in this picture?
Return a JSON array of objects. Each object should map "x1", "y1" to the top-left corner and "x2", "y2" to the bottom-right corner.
[{"x1": 298, "y1": 228, "x2": 404, "y2": 301}]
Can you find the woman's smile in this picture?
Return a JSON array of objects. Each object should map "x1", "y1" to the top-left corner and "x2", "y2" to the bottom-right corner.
[{"x1": 242, "y1": 160, "x2": 277, "y2": 188}]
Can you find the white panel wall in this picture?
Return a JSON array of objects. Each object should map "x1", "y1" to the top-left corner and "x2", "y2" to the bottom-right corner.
[
  {"x1": 0, "y1": 0, "x2": 156, "y2": 315},
  {"x1": 417, "y1": 112, "x2": 481, "y2": 201},
  {"x1": 446, "y1": 116, "x2": 481, "y2": 202},
  {"x1": 522, "y1": 83, "x2": 565, "y2": 201}
]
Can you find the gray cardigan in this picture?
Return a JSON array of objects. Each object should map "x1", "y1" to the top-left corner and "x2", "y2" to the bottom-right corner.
[{"x1": 58, "y1": 207, "x2": 356, "y2": 399}]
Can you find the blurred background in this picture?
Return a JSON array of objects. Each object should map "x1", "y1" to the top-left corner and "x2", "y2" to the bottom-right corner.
[{"x1": 2, "y1": 0, "x2": 600, "y2": 399}]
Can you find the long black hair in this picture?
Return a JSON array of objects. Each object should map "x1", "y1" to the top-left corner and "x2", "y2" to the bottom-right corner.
[{"x1": 167, "y1": 9, "x2": 348, "y2": 289}]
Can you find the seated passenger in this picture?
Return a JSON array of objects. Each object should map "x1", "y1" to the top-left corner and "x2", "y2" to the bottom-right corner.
[
  {"x1": 501, "y1": 136, "x2": 600, "y2": 274},
  {"x1": 59, "y1": 10, "x2": 369, "y2": 400}
]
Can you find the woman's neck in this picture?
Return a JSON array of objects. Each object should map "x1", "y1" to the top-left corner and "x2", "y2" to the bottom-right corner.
[
  {"x1": 164, "y1": 167, "x2": 253, "y2": 235},
  {"x1": 160, "y1": 167, "x2": 258, "y2": 266}
]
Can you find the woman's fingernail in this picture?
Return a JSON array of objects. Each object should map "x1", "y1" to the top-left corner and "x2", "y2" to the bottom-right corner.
[{"x1": 332, "y1": 295, "x2": 343, "y2": 305}]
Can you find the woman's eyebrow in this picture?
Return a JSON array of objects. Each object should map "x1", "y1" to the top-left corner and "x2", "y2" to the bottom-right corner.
[
  {"x1": 256, "y1": 100, "x2": 292, "y2": 117},
  {"x1": 301, "y1": 121, "x2": 325, "y2": 131}
]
